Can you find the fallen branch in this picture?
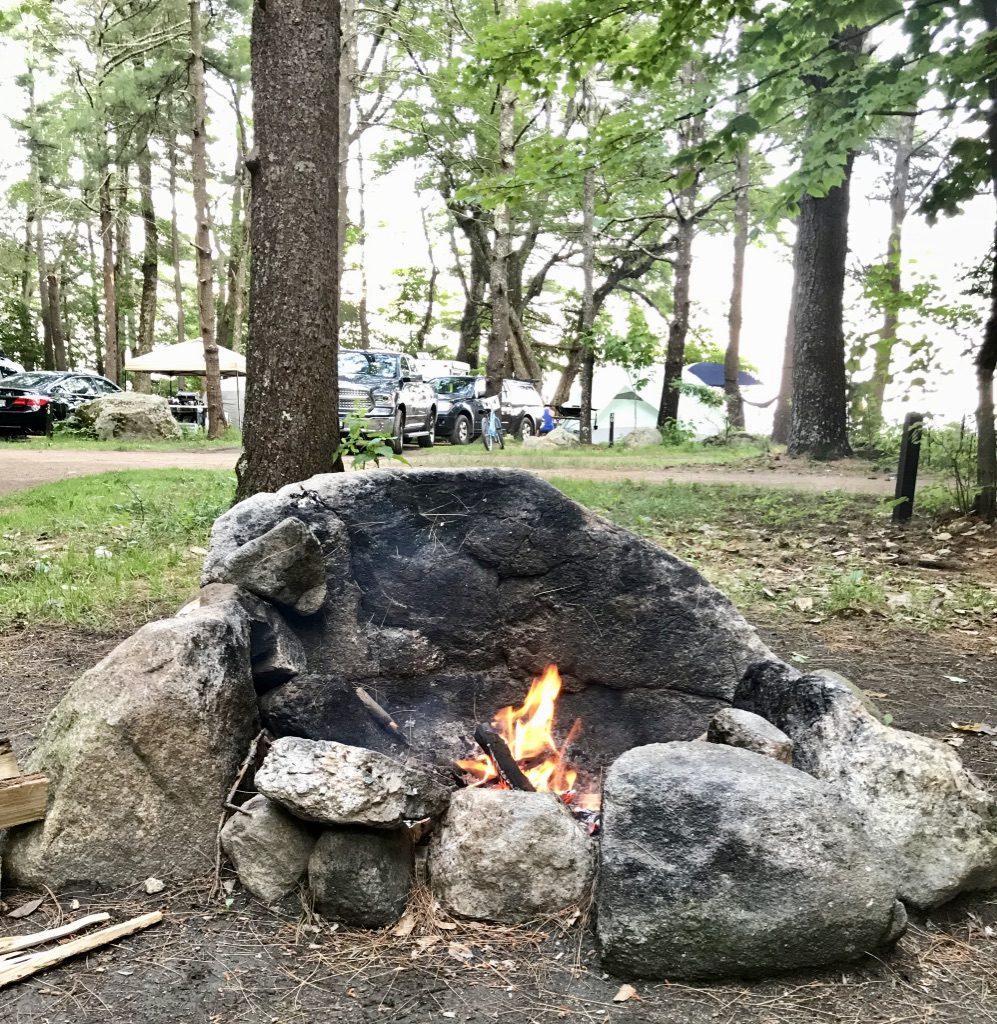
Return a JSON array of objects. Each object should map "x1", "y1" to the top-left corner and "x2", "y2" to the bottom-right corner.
[
  {"x1": 211, "y1": 730, "x2": 267, "y2": 898},
  {"x1": 356, "y1": 687, "x2": 410, "y2": 746},
  {"x1": 0, "y1": 911, "x2": 163, "y2": 989},
  {"x1": 0, "y1": 913, "x2": 111, "y2": 956},
  {"x1": 473, "y1": 724, "x2": 535, "y2": 792}
]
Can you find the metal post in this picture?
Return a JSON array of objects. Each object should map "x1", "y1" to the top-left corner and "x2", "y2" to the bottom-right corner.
[
  {"x1": 609, "y1": 412, "x2": 615, "y2": 447},
  {"x1": 892, "y1": 411, "x2": 924, "y2": 523}
]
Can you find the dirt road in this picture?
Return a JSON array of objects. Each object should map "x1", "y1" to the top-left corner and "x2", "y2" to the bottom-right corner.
[{"x1": 0, "y1": 443, "x2": 897, "y2": 497}]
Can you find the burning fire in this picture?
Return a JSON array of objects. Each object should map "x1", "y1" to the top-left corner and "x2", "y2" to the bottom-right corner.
[{"x1": 455, "y1": 665, "x2": 598, "y2": 808}]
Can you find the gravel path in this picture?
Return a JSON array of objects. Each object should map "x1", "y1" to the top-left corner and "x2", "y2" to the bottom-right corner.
[{"x1": 0, "y1": 444, "x2": 897, "y2": 496}]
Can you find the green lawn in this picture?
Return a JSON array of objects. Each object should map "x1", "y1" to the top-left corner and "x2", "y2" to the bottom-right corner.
[{"x1": 16, "y1": 426, "x2": 243, "y2": 452}]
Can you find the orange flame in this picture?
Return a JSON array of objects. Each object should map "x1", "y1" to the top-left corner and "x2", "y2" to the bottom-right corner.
[{"x1": 455, "y1": 665, "x2": 597, "y2": 806}]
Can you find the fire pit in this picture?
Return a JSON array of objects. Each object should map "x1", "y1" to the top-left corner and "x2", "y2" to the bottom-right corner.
[{"x1": 3, "y1": 469, "x2": 995, "y2": 981}]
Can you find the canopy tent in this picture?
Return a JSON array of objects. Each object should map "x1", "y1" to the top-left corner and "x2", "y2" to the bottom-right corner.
[{"x1": 124, "y1": 340, "x2": 246, "y2": 377}]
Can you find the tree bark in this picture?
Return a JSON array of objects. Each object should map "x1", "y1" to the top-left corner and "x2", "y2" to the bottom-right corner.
[
  {"x1": 357, "y1": 141, "x2": 371, "y2": 348},
  {"x1": 47, "y1": 273, "x2": 67, "y2": 371},
  {"x1": 167, "y1": 126, "x2": 185, "y2": 346},
  {"x1": 114, "y1": 162, "x2": 135, "y2": 370},
  {"x1": 19, "y1": 214, "x2": 36, "y2": 369},
  {"x1": 189, "y1": 0, "x2": 225, "y2": 438},
  {"x1": 338, "y1": 0, "x2": 356, "y2": 295},
  {"x1": 771, "y1": 236, "x2": 798, "y2": 446},
  {"x1": 657, "y1": 213, "x2": 695, "y2": 427},
  {"x1": 579, "y1": 75, "x2": 597, "y2": 445},
  {"x1": 34, "y1": 214, "x2": 54, "y2": 371},
  {"x1": 135, "y1": 139, "x2": 158, "y2": 392},
  {"x1": 99, "y1": 165, "x2": 119, "y2": 384},
  {"x1": 236, "y1": 0, "x2": 342, "y2": 499},
  {"x1": 452, "y1": 207, "x2": 490, "y2": 368},
  {"x1": 725, "y1": 134, "x2": 750, "y2": 429},
  {"x1": 86, "y1": 220, "x2": 104, "y2": 377},
  {"x1": 218, "y1": 116, "x2": 247, "y2": 352}
]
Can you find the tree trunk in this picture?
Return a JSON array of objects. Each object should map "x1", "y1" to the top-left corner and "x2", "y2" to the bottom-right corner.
[
  {"x1": 658, "y1": 213, "x2": 695, "y2": 427},
  {"x1": 338, "y1": 0, "x2": 356, "y2": 296},
  {"x1": 725, "y1": 135, "x2": 750, "y2": 429},
  {"x1": 236, "y1": 0, "x2": 342, "y2": 499},
  {"x1": 34, "y1": 214, "x2": 55, "y2": 371},
  {"x1": 485, "y1": 0, "x2": 517, "y2": 397},
  {"x1": 19, "y1": 214, "x2": 37, "y2": 369},
  {"x1": 167, "y1": 127, "x2": 185, "y2": 346},
  {"x1": 114, "y1": 162, "x2": 134, "y2": 369},
  {"x1": 357, "y1": 141, "x2": 371, "y2": 348},
  {"x1": 771, "y1": 239, "x2": 798, "y2": 445},
  {"x1": 99, "y1": 167, "x2": 119, "y2": 384},
  {"x1": 47, "y1": 273, "x2": 67, "y2": 370},
  {"x1": 579, "y1": 75, "x2": 597, "y2": 445},
  {"x1": 218, "y1": 141, "x2": 246, "y2": 352},
  {"x1": 189, "y1": 0, "x2": 225, "y2": 438},
  {"x1": 786, "y1": 153, "x2": 856, "y2": 458},
  {"x1": 134, "y1": 140, "x2": 158, "y2": 393},
  {"x1": 453, "y1": 210, "x2": 489, "y2": 368},
  {"x1": 86, "y1": 220, "x2": 104, "y2": 376},
  {"x1": 974, "y1": 0, "x2": 997, "y2": 521},
  {"x1": 414, "y1": 203, "x2": 438, "y2": 349}
]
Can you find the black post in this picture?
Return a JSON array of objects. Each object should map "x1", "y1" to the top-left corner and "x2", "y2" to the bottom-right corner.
[
  {"x1": 609, "y1": 412, "x2": 615, "y2": 447},
  {"x1": 892, "y1": 412, "x2": 924, "y2": 523}
]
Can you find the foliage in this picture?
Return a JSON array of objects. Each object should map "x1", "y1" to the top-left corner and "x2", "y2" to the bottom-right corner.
[{"x1": 333, "y1": 411, "x2": 409, "y2": 470}]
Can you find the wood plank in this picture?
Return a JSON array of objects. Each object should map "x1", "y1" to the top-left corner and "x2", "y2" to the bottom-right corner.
[
  {"x1": 0, "y1": 739, "x2": 18, "y2": 781},
  {"x1": 0, "y1": 913, "x2": 111, "y2": 956},
  {"x1": 0, "y1": 773, "x2": 48, "y2": 829},
  {"x1": 0, "y1": 912, "x2": 163, "y2": 989}
]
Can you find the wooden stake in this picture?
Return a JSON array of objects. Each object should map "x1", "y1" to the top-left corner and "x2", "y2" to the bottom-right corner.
[
  {"x1": 0, "y1": 773, "x2": 47, "y2": 829},
  {"x1": 0, "y1": 911, "x2": 163, "y2": 989},
  {"x1": 355, "y1": 687, "x2": 410, "y2": 745},
  {"x1": 0, "y1": 913, "x2": 111, "y2": 956}
]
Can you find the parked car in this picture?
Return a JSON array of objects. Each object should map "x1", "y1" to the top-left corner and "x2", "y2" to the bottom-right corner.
[
  {"x1": 0, "y1": 370, "x2": 120, "y2": 436},
  {"x1": 432, "y1": 376, "x2": 544, "y2": 444},
  {"x1": 0, "y1": 352, "x2": 24, "y2": 378},
  {"x1": 338, "y1": 350, "x2": 437, "y2": 454}
]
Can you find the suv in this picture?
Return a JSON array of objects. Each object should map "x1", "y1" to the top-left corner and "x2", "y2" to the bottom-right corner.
[
  {"x1": 337, "y1": 350, "x2": 437, "y2": 454},
  {"x1": 432, "y1": 376, "x2": 544, "y2": 445}
]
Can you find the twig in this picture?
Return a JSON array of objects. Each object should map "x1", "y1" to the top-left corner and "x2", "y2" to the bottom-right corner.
[
  {"x1": 211, "y1": 730, "x2": 267, "y2": 898},
  {"x1": 355, "y1": 687, "x2": 410, "y2": 746},
  {"x1": 0, "y1": 913, "x2": 111, "y2": 956},
  {"x1": 473, "y1": 724, "x2": 535, "y2": 792}
]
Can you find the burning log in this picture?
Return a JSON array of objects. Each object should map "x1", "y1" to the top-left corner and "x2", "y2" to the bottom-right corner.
[
  {"x1": 355, "y1": 687, "x2": 410, "y2": 746},
  {"x1": 473, "y1": 724, "x2": 536, "y2": 792}
]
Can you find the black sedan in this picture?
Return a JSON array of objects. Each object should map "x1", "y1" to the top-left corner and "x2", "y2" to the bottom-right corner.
[{"x1": 0, "y1": 371, "x2": 120, "y2": 436}]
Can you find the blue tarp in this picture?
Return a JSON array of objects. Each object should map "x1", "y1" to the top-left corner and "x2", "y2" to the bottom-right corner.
[{"x1": 687, "y1": 362, "x2": 762, "y2": 387}]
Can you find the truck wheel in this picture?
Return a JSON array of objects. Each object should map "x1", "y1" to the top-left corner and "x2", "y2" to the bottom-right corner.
[
  {"x1": 518, "y1": 416, "x2": 535, "y2": 439},
  {"x1": 390, "y1": 410, "x2": 405, "y2": 455},
  {"x1": 451, "y1": 414, "x2": 472, "y2": 445},
  {"x1": 418, "y1": 410, "x2": 436, "y2": 447}
]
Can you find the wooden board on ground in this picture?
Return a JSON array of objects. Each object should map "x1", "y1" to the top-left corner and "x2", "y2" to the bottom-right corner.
[
  {"x1": 0, "y1": 739, "x2": 18, "y2": 781},
  {"x1": 0, "y1": 773, "x2": 48, "y2": 829}
]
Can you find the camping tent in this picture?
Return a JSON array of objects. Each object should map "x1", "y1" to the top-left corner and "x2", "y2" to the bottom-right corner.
[
  {"x1": 123, "y1": 340, "x2": 246, "y2": 377},
  {"x1": 594, "y1": 389, "x2": 659, "y2": 441}
]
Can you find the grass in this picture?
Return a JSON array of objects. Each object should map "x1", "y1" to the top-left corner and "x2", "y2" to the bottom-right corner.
[
  {"x1": 0, "y1": 469, "x2": 236, "y2": 630},
  {"x1": 10, "y1": 426, "x2": 243, "y2": 452}
]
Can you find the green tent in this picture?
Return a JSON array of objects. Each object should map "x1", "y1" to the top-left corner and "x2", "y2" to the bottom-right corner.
[{"x1": 596, "y1": 389, "x2": 659, "y2": 436}]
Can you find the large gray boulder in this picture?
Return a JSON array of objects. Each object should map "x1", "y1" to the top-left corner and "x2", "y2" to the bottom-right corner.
[
  {"x1": 76, "y1": 392, "x2": 183, "y2": 441},
  {"x1": 220, "y1": 795, "x2": 317, "y2": 904},
  {"x1": 430, "y1": 789, "x2": 595, "y2": 923},
  {"x1": 203, "y1": 516, "x2": 327, "y2": 616},
  {"x1": 205, "y1": 470, "x2": 772, "y2": 771},
  {"x1": 736, "y1": 660, "x2": 997, "y2": 910},
  {"x1": 255, "y1": 737, "x2": 451, "y2": 828},
  {"x1": 597, "y1": 743, "x2": 906, "y2": 980},
  {"x1": 2, "y1": 597, "x2": 258, "y2": 890},
  {"x1": 622, "y1": 427, "x2": 662, "y2": 448},
  {"x1": 309, "y1": 827, "x2": 412, "y2": 928}
]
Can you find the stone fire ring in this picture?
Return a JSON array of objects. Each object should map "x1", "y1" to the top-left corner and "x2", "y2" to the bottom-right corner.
[{"x1": 3, "y1": 469, "x2": 995, "y2": 982}]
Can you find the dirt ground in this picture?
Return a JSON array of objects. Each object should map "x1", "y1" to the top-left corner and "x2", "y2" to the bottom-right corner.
[
  {"x1": 0, "y1": 442, "x2": 897, "y2": 496},
  {"x1": 1, "y1": 618, "x2": 994, "y2": 1024}
]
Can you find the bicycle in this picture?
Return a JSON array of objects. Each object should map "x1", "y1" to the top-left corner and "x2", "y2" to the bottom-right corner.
[{"x1": 479, "y1": 394, "x2": 505, "y2": 451}]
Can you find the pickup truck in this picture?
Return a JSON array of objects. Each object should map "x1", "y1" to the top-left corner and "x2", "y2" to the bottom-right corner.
[{"x1": 337, "y1": 350, "x2": 437, "y2": 454}]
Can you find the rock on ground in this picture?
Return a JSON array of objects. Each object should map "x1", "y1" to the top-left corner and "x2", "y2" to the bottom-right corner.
[
  {"x1": 220, "y1": 796, "x2": 317, "y2": 904},
  {"x1": 430, "y1": 789, "x2": 595, "y2": 923},
  {"x1": 736, "y1": 660, "x2": 997, "y2": 910},
  {"x1": 203, "y1": 516, "x2": 327, "y2": 616},
  {"x1": 597, "y1": 742, "x2": 906, "y2": 980},
  {"x1": 76, "y1": 392, "x2": 183, "y2": 441},
  {"x1": 309, "y1": 827, "x2": 412, "y2": 927},
  {"x1": 707, "y1": 707, "x2": 793, "y2": 763},
  {"x1": 2, "y1": 596, "x2": 258, "y2": 890},
  {"x1": 535, "y1": 426, "x2": 579, "y2": 447},
  {"x1": 621, "y1": 427, "x2": 662, "y2": 448},
  {"x1": 255, "y1": 737, "x2": 451, "y2": 828},
  {"x1": 205, "y1": 469, "x2": 772, "y2": 770}
]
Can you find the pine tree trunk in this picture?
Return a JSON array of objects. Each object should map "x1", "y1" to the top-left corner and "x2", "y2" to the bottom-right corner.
[
  {"x1": 189, "y1": 0, "x2": 225, "y2": 438},
  {"x1": 357, "y1": 142, "x2": 371, "y2": 348},
  {"x1": 168, "y1": 127, "x2": 185, "y2": 346},
  {"x1": 86, "y1": 220, "x2": 104, "y2": 377},
  {"x1": 338, "y1": 0, "x2": 356, "y2": 294},
  {"x1": 34, "y1": 213, "x2": 55, "y2": 371},
  {"x1": 579, "y1": 75, "x2": 597, "y2": 444},
  {"x1": 19, "y1": 215, "x2": 36, "y2": 369},
  {"x1": 786, "y1": 155, "x2": 856, "y2": 458},
  {"x1": 771, "y1": 243, "x2": 797, "y2": 445},
  {"x1": 218, "y1": 147, "x2": 245, "y2": 352},
  {"x1": 134, "y1": 141, "x2": 158, "y2": 392},
  {"x1": 658, "y1": 213, "x2": 695, "y2": 427},
  {"x1": 47, "y1": 273, "x2": 67, "y2": 370},
  {"x1": 114, "y1": 162, "x2": 134, "y2": 370},
  {"x1": 725, "y1": 139, "x2": 750, "y2": 429},
  {"x1": 485, "y1": 0, "x2": 517, "y2": 397},
  {"x1": 61, "y1": 263, "x2": 74, "y2": 367},
  {"x1": 236, "y1": 0, "x2": 342, "y2": 500},
  {"x1": 99, "y1": 167, "x2": 119, "y2": 384}
]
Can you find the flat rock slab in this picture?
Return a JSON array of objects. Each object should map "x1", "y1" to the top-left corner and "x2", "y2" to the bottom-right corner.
[
  {"x1": 255, "y1": 737, "x2": 451, "y2": 828},
  {"x1": 736, "y1": 660, "x2": 997, "y2": 910},
  {"x1": 430, "y1": 789, "x2": 595, "y2": 923},
  {"x1": 221, "y1": 796, "x2": 317, "y2": 904},
  {"x1": 597, "y1": 742, "x2": 906, "y2": 980},
  {"x1": 309, "y1": 827, "x2": 412, "y2": 928}
]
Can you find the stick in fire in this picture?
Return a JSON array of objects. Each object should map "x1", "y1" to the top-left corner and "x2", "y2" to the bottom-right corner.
[{"x1": 473, "y1": 723, "x2": 536, "y2": 792}]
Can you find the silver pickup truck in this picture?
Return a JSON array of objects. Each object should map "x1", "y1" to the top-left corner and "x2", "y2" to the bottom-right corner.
[{"x1": 337, "y1": 350, "x2": 437, "y2": 454}]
